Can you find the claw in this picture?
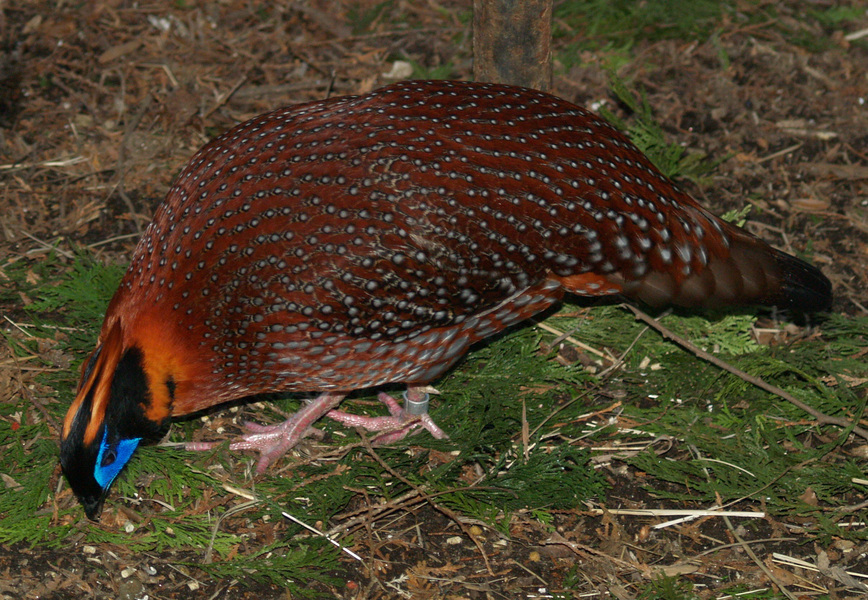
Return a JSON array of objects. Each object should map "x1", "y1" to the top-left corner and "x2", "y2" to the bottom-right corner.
[
  {"x1": 186, "y1": 387, "x2": 447, "y2": 471},
  {"x1": 327, "y1": 388, "x2": 447, "y2": 443},
  {"x1": 186, "y1": 392, "x2": 346, "y2": 472}
]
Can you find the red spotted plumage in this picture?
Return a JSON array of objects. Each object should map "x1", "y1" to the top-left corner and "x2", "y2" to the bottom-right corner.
[{"x1": 60, "y1": 80, "x2": 831, "y2": 519}]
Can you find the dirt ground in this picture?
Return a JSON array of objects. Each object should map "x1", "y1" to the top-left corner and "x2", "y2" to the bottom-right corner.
[{"x1": 1, "y1": 1, "x2": 867, "y2": 599}]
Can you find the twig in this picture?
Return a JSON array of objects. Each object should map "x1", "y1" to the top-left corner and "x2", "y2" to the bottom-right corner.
[
  {"x1": 589, "y1": 508, "x2": 764, "y2": 519},
  {"x1": 535, "y1": 321, "x2": 611, "y2": 361},
  {"x1": 201, "y1": 72, "x2": 250, "y2": 121},
  {"x1": 757, "y1": 142, "x2": 803, "y2": 164},
  {"x1": 693, "y1": 537, "x2": 797, "y2": 558},
  {"x1": 86, "y1": 232, "x2": 141, "y2": 249},
  {"x1": 355, "y1": 434, "x2": 496, "y2": 575},
  {"x1": 726, "y1": 514, "x2": 800, "y2": 600},
  {"x1": 598, "y1": 317, "x2": 654, "y2": 378},
  {"x1": 19, "y1": 230, "x2": 75, "y2": 259},
  {"x1": 541, "y1": 531, "x2": 643, "y2": 574},
  {"x1": 326, "y1": 487, "x2": 428, "y2": 535},
  {"x1": 844, "y1": 27, "x2": 868, "y2": 41},
  {"x1": 12, "y1": 356, "x2": 60, "y2": 434},
  {"x1": 691, "y1": 443, "x2": 800, "y2": 600},
  {"x1": 622, "y1": 303, "x2": 868, "y2": 440},
  {"x1": 773, "y1": 553, "x2": 868, "y2": 582},
  {"x1": 203, "y1": 502, "x2": 259, "y2": 563},
  {"x1": 0, "y1": 156, "x2": 87, "y2": 171},
  {"x1": 281, "y1": 511, "x2": 364, "y2": 563}
]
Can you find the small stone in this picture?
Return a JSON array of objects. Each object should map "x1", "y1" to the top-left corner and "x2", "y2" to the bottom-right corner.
[{"x1": 117, "y1": 578, "x2": 144, "y2": 600}]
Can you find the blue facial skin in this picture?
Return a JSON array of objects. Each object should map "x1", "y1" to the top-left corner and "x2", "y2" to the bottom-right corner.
[{"x1": 94, "y1": 429, "x2": 141, "y2": 490}]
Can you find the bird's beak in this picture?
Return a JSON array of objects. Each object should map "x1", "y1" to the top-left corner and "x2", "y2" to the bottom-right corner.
[{"x1": 81, "y1": 493, "x2": 106, "y2": 521}]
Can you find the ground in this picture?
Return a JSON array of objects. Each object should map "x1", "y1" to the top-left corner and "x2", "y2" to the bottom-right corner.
[{"x1": 0, "y1": 1, "x2": 867, "y2": 599}]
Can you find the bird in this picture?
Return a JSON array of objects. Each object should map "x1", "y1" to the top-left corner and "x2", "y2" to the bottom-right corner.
[{"x1": 60, "y1": 79, "x2": 832, "y2": 520}]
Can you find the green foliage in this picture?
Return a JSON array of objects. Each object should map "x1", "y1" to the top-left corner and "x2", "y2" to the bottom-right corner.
[
  {"x1": 662, "y1": 311, "x2": 761, "y2": 355},
  {"x1": 406, "y1": 58, "x2": 456, "y2": 81},
  {"x1": 195, "y1": 538, "x2": 341, "y2": 596},
  {"x1": 0, "y1": 430, "x2": 62, "y2": 545},
  {"x1": 534, "y1": 301, "x2": 868, "y2": 546},
  {"x1": 780, "y1": 2, "x2": 866, "y2": 52},
  {"x1": 620, "y1": 311, "x2": 868, "y2": 542},
  {"x1": 0, "y1": 258, "x2": 31, "y2": 306},
  {"x1": 518, "y1": 0, "x2": 862, "y2": 74},
  {"x1": 811, "y1": 4, "x2": 865, "y2": 27},
  {"x1": 710, "y1": 30, "x2": 731, "y2": 70},
  {"x1": 346, "y1": 0, "x2": 439, "y2": 36},
  {"x1": 22, "y1": 252, "x2": 125, "y2": 353},
  {"x1": 263, "y1": 460, "x2": 362, "y2": 524},
  {"x1": 720, "y1": 204, "x2": 753, "y2": 227},
  {"x1": 432, "y1": 444, "x2": 606, "y2": 533},
  {"x1": 5, "y1": 217, "x2": 867, "y2": 591},
  {"x1": 346, "y1": 0, "x2": 396, "y2": 35},
  {"x1": 112, "y1": 445, "x2": 217, "y2": 512},
  {"x1": 638, "y1": 574, "x2": 697, "y2": 600},
  {"x1": 553, "y1": 0, "x2": 861, "y2": 58},
  {"x1": 476, "y1": 445, "x2": 605, "y2": 512},
  {"x1": 601, "y1": 78, "x2": 725, "y2": 184},
  {"x1": 27, "y1": 253, "x2": 124, "y2": 326},
  {"x1": 554, "y1": 0, "x2": 729, "y2": 49}
]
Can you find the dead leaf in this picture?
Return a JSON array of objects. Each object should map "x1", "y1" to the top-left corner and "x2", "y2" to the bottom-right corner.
[{"x1": 799, "y1": 487, "x2": 819, "y2": 506}]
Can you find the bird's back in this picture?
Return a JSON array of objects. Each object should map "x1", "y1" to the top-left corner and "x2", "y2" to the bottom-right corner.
[{"x1": 103, "y1": 80, "x2": 830, "y2": 414}]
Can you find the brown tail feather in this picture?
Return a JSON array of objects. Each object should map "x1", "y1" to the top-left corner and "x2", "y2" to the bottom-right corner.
[{"x1": 623, "y1": 231, "x2": 831, "y2": 311}]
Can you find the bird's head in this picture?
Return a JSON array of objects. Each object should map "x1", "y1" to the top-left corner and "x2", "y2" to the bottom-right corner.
[{"x1": 60, "y1": 319, "x2": 171, "y2": 520}]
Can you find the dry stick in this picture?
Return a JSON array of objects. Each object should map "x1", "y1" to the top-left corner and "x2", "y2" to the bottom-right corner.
[
  {"x1": 203, "y1": 500, "x2": 259, "y2": 564},
  {"x1": 536, "y1": 321, "x2": 610, "y2": 360},
  {"x1": 688, "y1": 444, "x2": 800, "y2": 600},
  {"x1": 724, "y1": 511, "x2": 800, "y2": 599},
  {"x1": 598, "y1": 317, "x2": 655, "y2": 379},
  {"x1": 328, "y1": 482, "x2": 501, "y2": 536},
  {"x1": 622, "y1": 303, "x2": 868, "y2": 440},
  {"x1": 693, "y1": 537, "x2": 797, "y2": 558},
  {"x1": 201, "y1": 72, "x2": 250, "y2": 121},
  {"x1": 87, "y1": 232, "x2": 141, "y2": 249},
  {"x1": 327, "y1": 487, "x2": 428, "y2": 536},
  {"x1": 214, "y1": 485, "x2": 364, "y2": 564},
  {"x1": 19, "y1": 230, "x2": 76, "y2": 259},
  {"x1": 354, "y1": 434, "x2": 496, "y2": 576}
]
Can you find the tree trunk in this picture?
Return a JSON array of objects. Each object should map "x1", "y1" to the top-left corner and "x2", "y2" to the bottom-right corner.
[{"x1": 472, "y1": 0, "x2": 553, "y2": 92}]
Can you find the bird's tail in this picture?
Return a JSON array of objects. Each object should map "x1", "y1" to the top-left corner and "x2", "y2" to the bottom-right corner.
[{"x1": 622, "y1": 225, "x2": 832, "y2": 312}]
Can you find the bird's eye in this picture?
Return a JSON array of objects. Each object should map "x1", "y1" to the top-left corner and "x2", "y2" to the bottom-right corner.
[
  {"x1": 93, "y1": 429, "x2": 142, "y2": 489},
  {"x1": 101, "y1": 448, "x2": 117, "y2": 468}
]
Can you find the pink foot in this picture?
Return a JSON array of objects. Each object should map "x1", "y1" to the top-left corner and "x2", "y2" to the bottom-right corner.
[
  {"x1": 186, "y1": 392, "x2": 346, "y2": 473},
  {"x1": 326, "y1": 387, "x2": 448, "y2": 443}
]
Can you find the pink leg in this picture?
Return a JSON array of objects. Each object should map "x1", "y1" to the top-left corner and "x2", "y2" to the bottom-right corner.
[
  {"x1": 326, "y1": 386, "x2": 448, "y2": 443},
  {"x1": 186, "y1": 391, "x2": 346, "y2": 473}
]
